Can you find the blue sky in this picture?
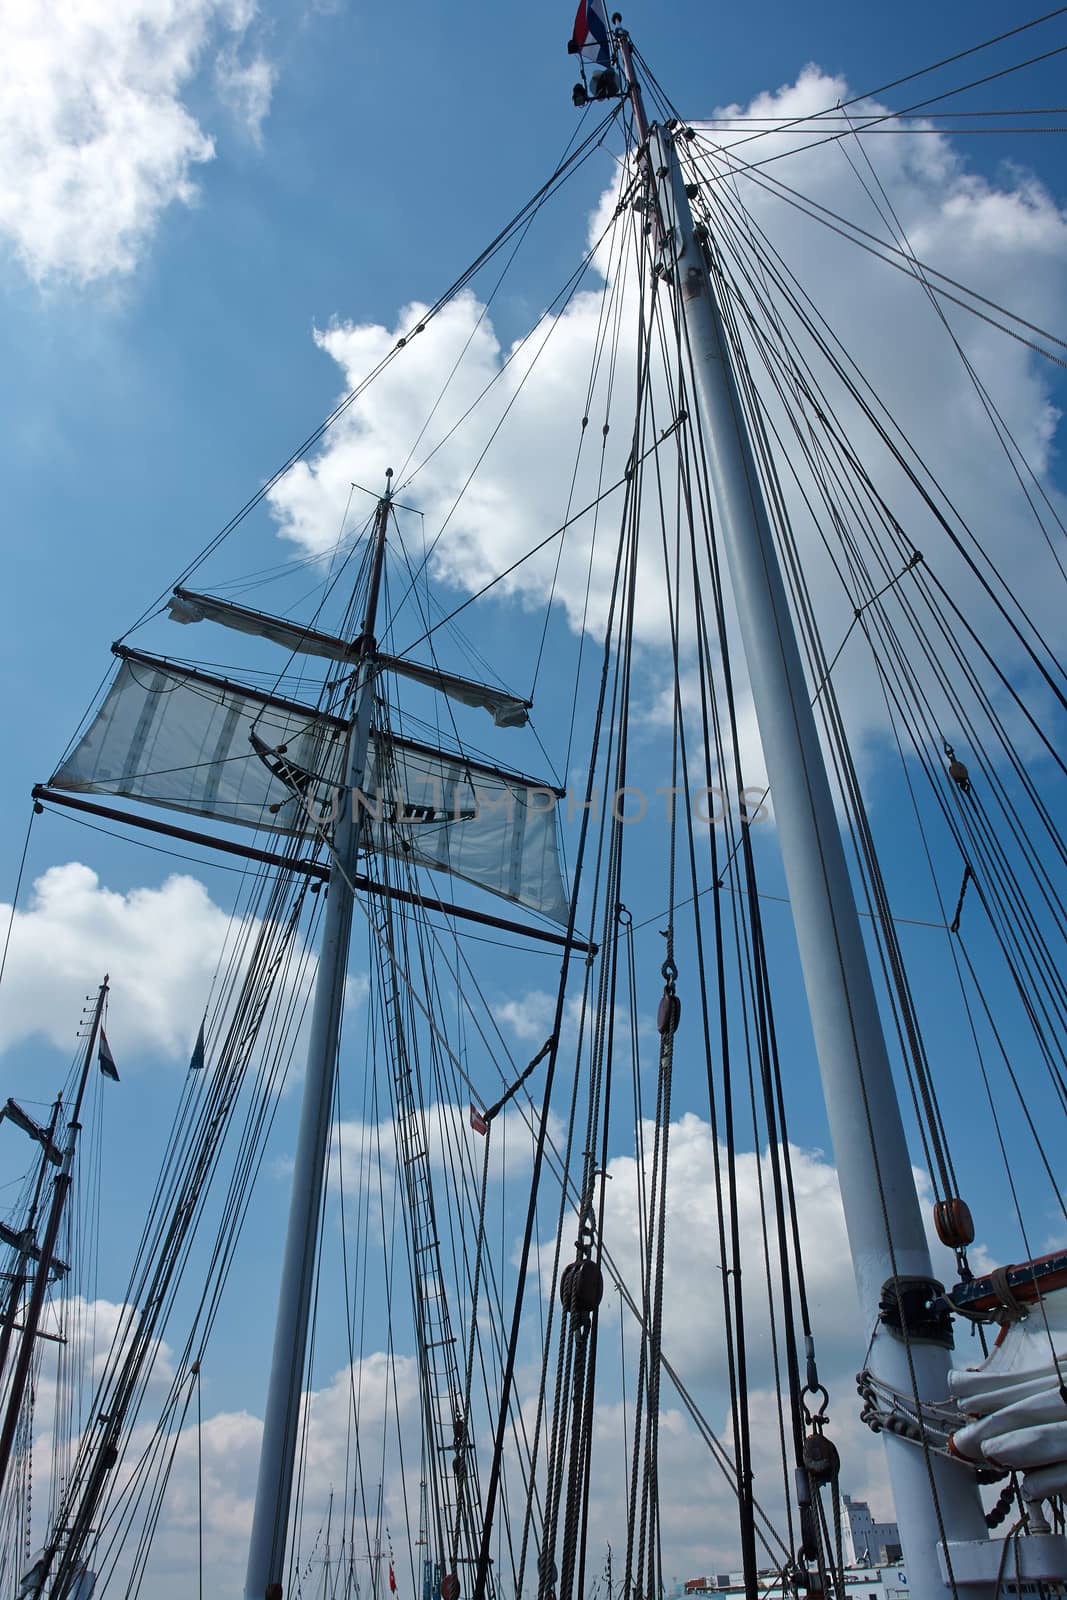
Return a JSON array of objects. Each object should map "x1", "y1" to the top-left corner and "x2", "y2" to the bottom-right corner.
[{"x1": 0, "y1": 1, "x2": 1065, "y2": 1591}]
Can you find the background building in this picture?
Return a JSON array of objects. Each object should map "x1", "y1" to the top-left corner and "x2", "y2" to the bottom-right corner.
[{"x1": 842, "y1": 1493, "x2": 903, "y2": 1565}]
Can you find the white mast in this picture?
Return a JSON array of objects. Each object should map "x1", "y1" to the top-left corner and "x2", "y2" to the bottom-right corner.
[
  {"x1": 245, "y1": 478, "x2": 393, "y2": 1600},
  {"x1": 613, "y1": 29, "x2": 991, "y2": 1596}
]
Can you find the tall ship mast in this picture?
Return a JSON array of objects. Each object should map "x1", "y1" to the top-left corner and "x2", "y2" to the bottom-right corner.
[{"x1": 2, "y1": 7, "x2": 1065, "y2": 1600}]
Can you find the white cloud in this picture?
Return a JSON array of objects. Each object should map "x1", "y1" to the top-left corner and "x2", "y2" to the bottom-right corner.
[
  {"x1": 31, "y1": 1295, "x2": 175, "y2": 1436},
  {"x1": 571, "y1": 1112, "x2": 974, "y2": 1394},
  {"x1": 0, "y1": 863, "x2": 233, "y2": 1057},
  {"x1": 135, "y1": 1107, "x2": 914, "y2": 1587},
  {"x1": 87, "y1": 1354, "x2": 418, "y2": 1600},
  {"x1": 0, "y1": 861, "x2": 315, "y2": 1063},
  {"x1": 215, "y1": 45, "x2": 276, "y2": 145},
  {"x1": 266, "y1": 71, "x2": 1066, "y2": 800},
  {"x1": 559, "y1": 1114, "x2": 863, "y2": 1390},
  {"x1": 267, "y1": 286, "x2": 675, "y2": 648},
  {"x1": 496, "y1": 987, "x2": 557, "y2": 1042},
  {"x1": 163, "y1": 1363, "x2": 882, "y2": 1592},
  {"x1": 334, "y1": 1097, "x2": 563, "y2": 1194},
  {"x1": 22, "y1": 1113, "x2": 968, "y2": 1592},
  {"x1": 0, "y1": 0, "x2": 274, "y2": 283},
  {"x1": 564, "y1": 1383, "x2": 890, "y2": 1579}
]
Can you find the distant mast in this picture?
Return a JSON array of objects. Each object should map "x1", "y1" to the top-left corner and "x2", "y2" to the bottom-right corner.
[
  {"x1": 0, "y1": 977, "x2": 109, "y2": 1499},
  {"x1": 610, "y1": 19, "x2": 992, "y2": 1596}
]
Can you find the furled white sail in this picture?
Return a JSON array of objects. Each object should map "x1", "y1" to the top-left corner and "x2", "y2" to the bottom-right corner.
[
  {"x1": 949, "y1": 1283, "x2": 1067, "y2": 1502},
  {"x1": 376, "y1": 655, "x2": 531, "y2": 727},
  {"x1": 51, "y1": 651, "x2": 568, "y2": 922},
  {"x1": 168, "y1": 589, "x2": 531, "y2": 726}
]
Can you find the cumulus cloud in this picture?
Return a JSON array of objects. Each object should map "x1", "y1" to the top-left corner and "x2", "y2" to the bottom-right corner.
[
  {"x1": 265, "y1": 70, "x2": 1066, "y2": 802},
  {"x1": 495, "y1": 987, "x2": 558, "y2": 1042},
  {"x1": 0, "y1": 862, "x2": 317, "y2": 1063},
  {"x1": 701, "y1": 70, "x2": 1066, "y2": 648},
  {"x1": 21, "y1": 1322, "x2": 421, "y2": 1600},
  {"x1": 555, "y1": 1112, "x2": 974, "y2": 1389},
  {"x1": 0, "y1": 863, "x2": 234, "y2": 1056},
  {"x1": 113, "y1": 1356, "x2": 419, "y2": 1599},
  {"x1": 30, "y1": 1295, "x2": 175, "y2": 1439},
  {"x1": 0, "y1": 0, "x2": 274, "y2": 283},
  {"x1": 565, "y1": 1382, "x2": 890, "y2": 1579},
  {"x1": 527, "y1": 1108, "x2": 990, "y2": 1565},
  {"x1": 151, "y1": 1361, "x2": 884, "y2": 1591},
  {"x1": 268, "y1": 286, "x2": 673, "y2": 647},
  {"x1": 21, "y1": 1113, "x2": 954, "y2": 1592},
  {"x1": 334, "y1": 1097, "x2": 564, "y2": 1196},
  {"x1": 590, "y1": 1114, "x2": 862, "y2": 1384},
  {"x1": 109, "y1": 1109, "x2": 914, "y2": 1589}
]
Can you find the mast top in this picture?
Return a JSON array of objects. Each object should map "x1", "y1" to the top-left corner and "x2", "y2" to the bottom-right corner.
[
  {"x1": 358, "y1": 472, "x2": 393, "y2": 653},
  {"x1": 567, "y1": 0, "x2": 622, "y2": 105}
]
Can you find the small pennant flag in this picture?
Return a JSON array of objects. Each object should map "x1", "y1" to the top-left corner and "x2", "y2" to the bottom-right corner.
[
  {"x1": 569, "y1": 0, "x2": 611, "y2": 66},
  {"x1": 389, "y1": 1564, "x2": 397, "y2": 1595},
  {"x1": 98, "y1": 1031, "x2": 120, "y2": 1082},
  {"x1": 189, "y1": 1018, "x2": 206, "y2": 1072},
  {"x1": 469, "y1": 1102, "x2": 488, "y2": 1137}
]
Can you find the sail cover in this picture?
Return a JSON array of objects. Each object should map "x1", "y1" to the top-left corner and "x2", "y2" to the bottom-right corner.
[
  {"x1": 51, "y1": 651, "x2": 569, "y2": 922},
  {"x1": 949, "y1": 1281, "x2": 1067, "y2": 1499},
  {"x1": 168, "y1": 589, "x2": 531, "y2": 726}
]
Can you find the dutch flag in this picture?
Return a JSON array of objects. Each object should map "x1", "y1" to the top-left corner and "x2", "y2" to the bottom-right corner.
[
  {"x1": 569, "y1": 0, "x2": 612, "y2": 67},
  {"x1": 98, "y1": 1030, "x2": 120, "y2": 1082}
]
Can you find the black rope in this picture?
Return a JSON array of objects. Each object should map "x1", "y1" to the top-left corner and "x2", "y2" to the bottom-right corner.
[{"x1": 482, "y1": 1037, "x2": 555, "y2": 1124}]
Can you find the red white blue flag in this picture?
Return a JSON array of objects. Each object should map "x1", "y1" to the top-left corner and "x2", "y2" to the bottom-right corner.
[
  {"x1": 569, "y1": 0, "x2": 611, "y2": 67},
  {"x1": 98, "y1": 1030, "x2": 120, "y2": 1082}
]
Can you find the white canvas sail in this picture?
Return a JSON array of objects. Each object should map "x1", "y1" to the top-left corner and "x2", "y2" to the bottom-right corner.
[
  {"x1": 51, "y1": 651, "x2": 569, "y2": 921},
  {"x1": 362, "y1": 729, "x2": 568, "y2": 922}
]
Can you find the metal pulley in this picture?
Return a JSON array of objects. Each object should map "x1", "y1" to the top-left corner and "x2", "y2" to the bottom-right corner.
[
  {"x1": 657, "y1": 992, "x2": 681, "y2": 1034},
  {"x1": 801, "y1": 1429, "x2": 840, "y2": 1483},
  {"x1": 658, "y1": 944, "x2": 680, "y2": 1035},
  {"x1": 934, "y1": 1196, "x2": 975, "y2": 1249},
  {"x1": 795, "y1": 1426, "x2": 840, "y2": 1564},
  {"x1": 559, "y1": 1257, "x2": 604, "y2": 1315}
]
